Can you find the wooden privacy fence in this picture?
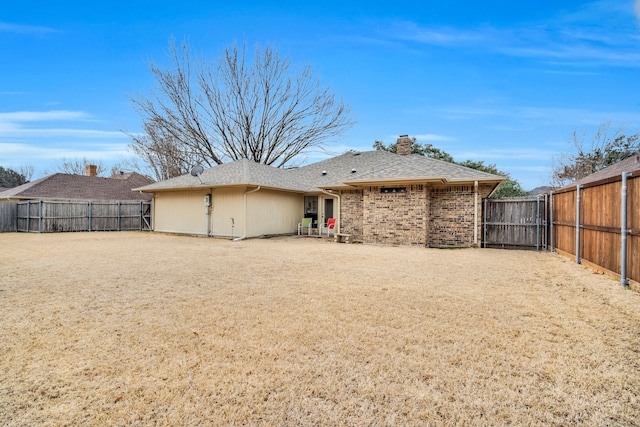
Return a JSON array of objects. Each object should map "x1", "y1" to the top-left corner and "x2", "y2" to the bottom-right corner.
[
  {"x1": 11, "y1": 200, "x2": 152, "y2": 233},
  {"x1": 482, "y1": 197, "x2": 548, "y2": 250},
  {"x1": 551, "y1": 171, "x2": 640, "y2": 287},
  {"x1": 0, "y1": 202, "x2": 17, "y2": 232}
]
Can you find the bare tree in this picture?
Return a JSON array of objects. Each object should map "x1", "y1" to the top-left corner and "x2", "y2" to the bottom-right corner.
[
  {"x1": 552, "y1": 122, "x2": 640, "y2": 187},
  {"x1": 127, "y1": 119, "x2": 200, "y2": 181},
  {"x1": 18, "y1": 165, "x2": 34, "y2": 182},
  {"x1": 128, "y1": 40, "x2": 355, "y2": 176},
  {"x1": 47, "y1": 158, "x2": 107, "y2": 176}
]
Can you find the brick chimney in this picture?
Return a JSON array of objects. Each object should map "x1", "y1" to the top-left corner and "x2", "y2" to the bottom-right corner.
[
  {"x1": 396, "y1": 135, "x2": 412, "y2": 155},
  {"x1": 85, "y1": 164, "x2": 97, "y2": 177}
]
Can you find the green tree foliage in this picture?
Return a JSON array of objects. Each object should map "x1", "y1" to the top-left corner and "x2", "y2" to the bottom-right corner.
[
  {"x1": 373, "y1": 139, "x2": 528, "y2": 198},
  {"x1": 0, "y1": 166, "x2": 29, "y2": 188},
  {"x1": 373, "y1": 139, "x2": 454, "y2": 162},
  {"x1": 552, "y1": 122, "x2": 640, "y2": 187}
]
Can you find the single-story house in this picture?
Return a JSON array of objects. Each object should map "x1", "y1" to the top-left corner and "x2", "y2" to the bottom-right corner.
[
  {"x1": 0, "y1": 165, "x2": 154, "y2": 202},
  {"x1": 136, "y1": 136, "x2": 505, "y2": 247}
]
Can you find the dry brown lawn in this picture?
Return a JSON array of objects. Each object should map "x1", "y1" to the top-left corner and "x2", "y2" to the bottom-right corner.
[{"x1": 1, "y1": 232, "x2": 639, "y2": 426}]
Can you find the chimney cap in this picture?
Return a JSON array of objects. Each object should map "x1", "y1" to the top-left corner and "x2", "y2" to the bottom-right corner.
[{"x1": 399, "y1": 134, "x2": 409, "y2": 138}]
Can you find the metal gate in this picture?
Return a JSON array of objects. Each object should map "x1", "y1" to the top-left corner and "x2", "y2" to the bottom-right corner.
[{"x1": 482, "y1": 197, "x2": 547, "y2": 250}]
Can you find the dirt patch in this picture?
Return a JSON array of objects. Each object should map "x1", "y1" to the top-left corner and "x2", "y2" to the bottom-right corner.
[{"x1": 1, "y1": 232, "x2": 639, "y2": 425}]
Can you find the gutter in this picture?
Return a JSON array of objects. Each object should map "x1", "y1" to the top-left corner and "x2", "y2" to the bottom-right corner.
[{"x1": 233, "y1": 186, "x2": 261, "y2": 242}]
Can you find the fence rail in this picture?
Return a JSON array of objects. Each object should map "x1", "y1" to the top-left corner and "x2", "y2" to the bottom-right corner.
[
  {"x1": 482, "y1": 197, "x2": 547, "y2": 250},
  {"x1": 4, "y1": 200, "x2": 152, "y2": 233},
  {"x1": 550, "y1": 171, "x2": 640, "y2": 287}
]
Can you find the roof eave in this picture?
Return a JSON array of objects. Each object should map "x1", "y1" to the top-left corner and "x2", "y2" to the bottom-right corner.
[
  {"x1": 136, "y1": 182, "x2": 307, "y2": 194},
  {"x1": 341, "y1": 177, "x2": 449, "y2": 186}
]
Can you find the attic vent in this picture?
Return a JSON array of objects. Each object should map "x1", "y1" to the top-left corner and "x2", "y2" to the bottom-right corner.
[
  {"x1": 381, "y1": 187, "x2": 406, "y2": 194},
  {"x1": 351, "y1": 169, "x2": 357, "y2": 174},
  {"x1": 322, "y1": 170, "x2": 327, "y2": 176}
]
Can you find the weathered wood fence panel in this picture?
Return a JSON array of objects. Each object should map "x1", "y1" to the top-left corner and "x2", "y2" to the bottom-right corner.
[
  {"x1": 551, "y1": 171, "x2": 640, "y2": 286},
  {"x1": 0, "y1": 202, "x2": 17, "y2": 231},
  {"x1": 13, "y1": 200, "x2": 151, "y2": 233},
  {"x1": 552, "y1": 190, "x2": 575, "y2": 255},
  {"x1": 482, "y1": 198, "x2": 546, "y2": 249}
]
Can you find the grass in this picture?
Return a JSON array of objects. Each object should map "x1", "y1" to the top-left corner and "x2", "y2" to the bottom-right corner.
[{"x1": 1, "y1": 232, "x2": 639, "y2": 425}]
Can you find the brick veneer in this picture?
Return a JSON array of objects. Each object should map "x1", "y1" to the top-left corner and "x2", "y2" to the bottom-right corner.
[
  {"x1": 339, "y1": 189, "x2": 363, "y2": 239},
  {"x1": 339, "y1": 184, "x2": 494, "y2": 247},
  {"x1": 363, "y1": 185, "x2": 428, "y2": 246}
]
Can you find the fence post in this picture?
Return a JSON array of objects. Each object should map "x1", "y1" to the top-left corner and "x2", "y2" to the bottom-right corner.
[
  {"x1": 88, "y1": 201, "x2": 92, "y2": 232},
  {"x1": 139, "y1": 201, "x2": 143, "y2": 231},
  {"x1": 482, "y1": 198, "x2": 487, "y2": 248},
  {"x1": 575, "y1": 185, "x2": 582, "y2": 264},
  {"x1": 536, "y1": 196, "x2": 541, "y2": 251},
  {"x1": 117, "y1": 201, "x2": 121, "y2": 231},
  {"x1": 621, "y1": 172, "x2": 632, "y2": 287},
  {"x1": 543, "y1": 193, "x2": 548, "y2": 250},
  {"x1": 26, "y1": 200, "x2": 31, "y2": 232},
  {"x1": 549, "y1": 191, "x2": 554, "y2": 252},
  {"x1": 38, "y1": 200, "x2": 43, "y2": 233}
]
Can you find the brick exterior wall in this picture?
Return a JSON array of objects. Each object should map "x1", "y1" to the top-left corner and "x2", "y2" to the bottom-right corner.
[
  {"x1": 339, "y1": 184, "x2": 494, "y2": 247},
  {"x1": 339, "y1": 189, "x2": 363, "y2": 240},
  {"x1": 428, "y1": 185, "x2": 494, "y2": 247},
  {"x1": 362, "y1": 185, "x2": 428, "y2": 246}
]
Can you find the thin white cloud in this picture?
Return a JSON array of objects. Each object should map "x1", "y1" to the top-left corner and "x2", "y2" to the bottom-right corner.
[
  {"x1": 454, "y1": 148, "x2": 557, "y2": 162},
  {"x1": 388, "y1": 21, "x2": 487, "y2": 46},
  {"x1": 436, "y1": 105, "x2": 640, "y2": 127},
  {"x1": 0, "y1": 110, "x2": 126, "y2": 139},
  {"x1": 0, "y1": 22, "x2": 57, "y2": 35},
  {"x1": 413, "y1": 134, "x2": 455, "y2": 142},
  {"x1": 0, "y1": 142, "x2": 131, "y2": 161},
  {"x1": 379, "y1": 1, "x2": 640, "y2": 67}
]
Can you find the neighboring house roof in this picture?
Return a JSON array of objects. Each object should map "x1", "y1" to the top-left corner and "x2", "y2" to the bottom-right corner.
[
  {"x1": 529, "y1": 186, "x2": 554, "y2": 196},
  {"x1": 135, "y1": 150, "x2": 505, "y2": 193},
  {"x1": 0, "y1": 173, "x2": 154, "y2": 201},
  {"x1": 560, "y1": 154, "x2": 640, "y2": 190}
]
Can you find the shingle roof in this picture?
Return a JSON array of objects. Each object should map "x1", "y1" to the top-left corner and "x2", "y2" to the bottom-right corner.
[
  {"x1": 135, "y1": 159, "x2": 308, "y2": 192},
  {"x1": 561, "y1": 154, "x2": 640, "y2": 189},
  {"x1": 136, "y1": 150, "x2": 505, "y2": 193},
  {"x1": 0, "y1": 173, "x2": 154, "y2": 201}
]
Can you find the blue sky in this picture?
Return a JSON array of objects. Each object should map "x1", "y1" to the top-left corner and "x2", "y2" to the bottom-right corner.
[{"x1": 2, "y1": 0, "x2": 640, "y2": 189}]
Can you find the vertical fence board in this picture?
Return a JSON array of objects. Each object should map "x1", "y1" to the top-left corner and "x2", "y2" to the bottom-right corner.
[
  {"x1": 483, "y1": 199, "x2": 545, "y2": 249},
  {"x1": 0, "y1": 202, "x2": 17, "y2": 231},
  {"x1": 8, "y1": 200, "x2": 151, "y2": 233},
  {"x1": 552, "y1": 173, "x2": 640, "y2": 285}
]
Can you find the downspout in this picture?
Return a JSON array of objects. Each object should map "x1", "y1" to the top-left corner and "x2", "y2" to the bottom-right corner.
[
  {"x1": 206, "y1": 189, "x2": 213, "y2": 237},
  {"x1": 474, "y1": 181, "x2": 478, "y2": 246},
  {"x1": 321, "y1": 189, "x2": 341, "y2": 234},
  {"x1": 233, "y1": 186, "x2": 261, "y2": 242},
  {"x1": 621, "y1": 173, "x2": 632, "y2": 287}
]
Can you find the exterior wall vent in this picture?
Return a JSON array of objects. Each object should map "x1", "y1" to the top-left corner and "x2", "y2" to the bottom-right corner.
[{"x1": 381, "y1": 187, "x2": 406, "y2": 194}]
